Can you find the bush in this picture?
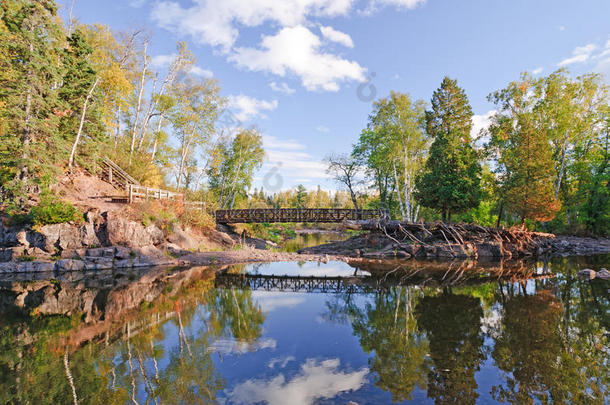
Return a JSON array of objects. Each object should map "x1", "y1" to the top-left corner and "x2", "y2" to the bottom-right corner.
[{"x1": 30, "y1": 193, "x2": 83, "y2": 226}]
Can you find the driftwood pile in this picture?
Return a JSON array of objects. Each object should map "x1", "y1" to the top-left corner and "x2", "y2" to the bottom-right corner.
[
  {"x1": 344, "y1": 219, "x2": 554, "y2": 247},
  {"x1": 308, "y1": 219, "x2": 559, "y2": 260}
]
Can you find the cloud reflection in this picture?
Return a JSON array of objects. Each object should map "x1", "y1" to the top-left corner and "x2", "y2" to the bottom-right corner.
[{"x1": 227, "y1": 358, "x2": 368, "y2": 405}]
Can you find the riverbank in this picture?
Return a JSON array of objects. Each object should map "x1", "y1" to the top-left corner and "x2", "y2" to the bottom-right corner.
[{"x1": 2, "y1": 204, "x2": 609, "y2": 274}]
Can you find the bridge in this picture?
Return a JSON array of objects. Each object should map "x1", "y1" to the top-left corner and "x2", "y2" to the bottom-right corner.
[
  {"x1": 214, "y1": 208, "x2": 386, "y2": 224},
  {"x1": 214, "y1": 271, "x2": 555, "y2": 294},
  {"x1": 215, "y1": 273, "x2": 386, "y2": 294}
]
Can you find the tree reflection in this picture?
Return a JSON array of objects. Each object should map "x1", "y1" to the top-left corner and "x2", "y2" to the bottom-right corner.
[
  {"x1": 350, "y1": 287, "x2": 429, "y2": 402},
  {"x1": 491, "y1": 266, "x2": 609, "y2": 404},
  {"x1": 416, "y1": 290, "x2": 486, "y2": 404}
]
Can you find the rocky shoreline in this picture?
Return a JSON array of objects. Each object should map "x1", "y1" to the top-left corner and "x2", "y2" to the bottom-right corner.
[{"x1": 1, "y1": 212, "x2": 609, "y2": 274}]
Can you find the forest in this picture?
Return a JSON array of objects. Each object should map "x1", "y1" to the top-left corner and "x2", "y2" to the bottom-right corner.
[{"x1": 1, "y1": 0, "x2": 608, "y2": 235}]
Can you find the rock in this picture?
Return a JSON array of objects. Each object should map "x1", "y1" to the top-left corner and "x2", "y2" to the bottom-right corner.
[
  {"x1": 435, "y1": 243, "x2": 473, "y2": 258},
  {"x1": 596, "y1": 268, "x2": 609, "y2": 280},
  {"x1": 577, "y1": 268, "x2": 596, "y2": 280},
  {"x1": 0, "y1": 246, "x2": 26, "y2": 262},
  {"x1": 55, "y1": 259, "x2": 85, "y2": 272},
  {"x1": 85, "y1": 247, "x2": 115, "y2": 258},
  {"x1": 106, "y1": 212, "x2": 164, "y2": 248},
  {"x1": 475, "y1": 242, "x2": 503, "y2": 258},
  {"x1": 167, "y1": 226, "x2": 200, "y2": 251}
]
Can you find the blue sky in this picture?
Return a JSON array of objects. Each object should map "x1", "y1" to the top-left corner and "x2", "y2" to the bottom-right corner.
[{"x1": 60, "y1": 0, "x2": 610, "y2": 192}]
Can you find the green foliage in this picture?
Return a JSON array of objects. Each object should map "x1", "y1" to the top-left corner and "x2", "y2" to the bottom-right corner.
[
  {"x1": 415, "y1": 77, "x2": 482, "y2": 220},
  {"x1": 30, "y1": 192, "x2": 83, "y2": 226}
]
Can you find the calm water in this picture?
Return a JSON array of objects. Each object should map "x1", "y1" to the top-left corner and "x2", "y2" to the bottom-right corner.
[
  {"x1": 0, "y1": 256, "x2": 608, "y2": 404},
  {"x1": 281, "y1": 230, "x2": 348, "y2": 252}
]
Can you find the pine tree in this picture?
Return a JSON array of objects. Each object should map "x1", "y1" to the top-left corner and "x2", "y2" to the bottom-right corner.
[
  {"x1": 0, "y1": 0, "x2": 65, "y2": 200},
  {"x1": 415, "y1": 77, "x2": 481, "y2": 221}
]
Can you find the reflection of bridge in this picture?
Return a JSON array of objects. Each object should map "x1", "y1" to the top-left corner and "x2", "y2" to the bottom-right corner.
[
  {"x1": 215, "y1": 273, "x2": 387, "y2": 294},
  {"x1": 215, "y1": 271, "x2": 555, "y2": 294},
  {"x1": 215, "y1": 208, "x2": 385, "y2": 224}
]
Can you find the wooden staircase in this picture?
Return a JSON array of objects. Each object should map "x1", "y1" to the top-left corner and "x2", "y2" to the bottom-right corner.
[{"x1": 101, "y1": 157, "x2": 140, "y2": 191}]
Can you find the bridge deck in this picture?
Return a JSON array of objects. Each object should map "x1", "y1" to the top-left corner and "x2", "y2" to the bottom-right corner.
[{"x1": 215, "y1": 208, "x2": 384, "y2": 224}]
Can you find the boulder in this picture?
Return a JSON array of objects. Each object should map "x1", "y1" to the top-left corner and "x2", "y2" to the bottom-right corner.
[
  {"x1": 475, "y1": 242, "x2": 503, "y2": 258},
  {"x1": 596, "y1": 268, "x2": 609, "y2": 280},
  {"x1": 55, "y1": 259, "x2": 85, "y2": 272},
  {"x1": 577, "y1": 268, "x2": 596, "y2": 280},
  {"x1": 105, "y1": 212, "x2": 164, "y2": 247},
  {"x1": 167, "y1": 226, "x2": 200, "y2": 251}
]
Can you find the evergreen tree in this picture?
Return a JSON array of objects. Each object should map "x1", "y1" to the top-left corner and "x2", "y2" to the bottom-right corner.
[
  {"x1": 0, "y1": 0, "x2": 65, "y2": 200},
  {"x1": 60, "y1": 29, "x2": 105, "y2": 168},
  {"x1": 294, "y1": 184, "x2": 307, "y2": 208},
  {"x1": 415, "y1": 77, "x2": 482, "y2": 221}
]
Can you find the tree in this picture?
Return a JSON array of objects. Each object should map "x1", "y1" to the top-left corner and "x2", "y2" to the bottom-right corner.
[
  {"x1": 415, "y1": 77, "x2": 482, "y2": 221},
  {"x1": 169, "y1": 75, "x2": 223, "y2": 190},
  {"x1": 60, "y1": 28, "x2": 103, "y2": 170},
  {"x1": 0, "y1": 0, "x2": 65, "y2": 200},
  {"x1": 208, "y1": 128, "x2": 265, "y2": 209},
  {"x1": 366, "y1": 91, "x2": 428, "y2": 221},
  {"x1": 488, "y1": 75, "x2": 560, "y2": 224},
  {"x1": 294, "y1": 184, "x2": 307, "y2": 208},
  {"x1": 325, "y1": 153, "x2": 362, "y2": 210}
]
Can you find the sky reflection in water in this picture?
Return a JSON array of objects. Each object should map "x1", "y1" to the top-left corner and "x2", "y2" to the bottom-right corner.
[{"x1": 0, "y1": 257, "x2": 608, "y2": 404}]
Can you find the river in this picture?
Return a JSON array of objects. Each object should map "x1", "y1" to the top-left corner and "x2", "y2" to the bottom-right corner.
[{"x1": 0, "y1": 255, "x2": 608, "y2": 404}]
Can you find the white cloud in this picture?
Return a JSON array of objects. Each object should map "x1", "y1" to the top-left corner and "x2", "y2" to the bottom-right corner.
[
  {"x1": 150, "y1": 53, "x2": 176, "y2": 68},
  {"x1": 320, "y1": 25, "x2": 354, "y2": 48},
  {"x1": 227, "y1": 358, "x2": 368, "y2": 405},
  {"x1": 556, "y1": 38, "x2": 610, "y2": 77},
  {"x1": 207, "y1": 337, "x2": 277, "y2": 354},
  {"x1": 150, "y1": 53, "x2": 213, "y2": 77},
  {"x1": 228, "y1": 94, "x2": 278, "y2": 122},
  {"x1": 270, "y1": 81, "x2": 296, "y2": 95},
  {"x1": 558, "y1": 25, "x2": 565, "y2": 31},
  {"x1": 316, "y1": 125, "x2": 330, "y2": 133},
  {"x1": 558, "y1": 43, "x2": 597, "y2": 66},
  {"x1": 150, "y1": 0, "x2": 426, "y2": 92},
  {"x1": 532, "y1": 67, "x2": 543, "y2": 75},
  {"x1": 252, "y1": 291, "x2": 306, "y2": 312},
  {"x1": 471, "y1": 110, "x2": 496, "y2": 144},
  {"x1": 129, "y1": 0, "x2": 147, "y2": 8},
  {"x1": 263, "y1": 135, "x2": 306, "y2": 150},
  {"x1": 190, "y1": 66, "x2": 214, "y2": 78},
  {"x1": 265, "y1": 149, "x2": 328, "y2": 180},
  {"x1": 151, "y1": 0, "x2": 354, "y2": 51},
  {"x1": 268, "y1": 356, "x2": 296, "y2": 369},
  {"x1": 375, "y1": 0, "x2": 426, "y2": 7},
  {"x1": 230, "y1": 25, "x2": 366, "y2": 91}
]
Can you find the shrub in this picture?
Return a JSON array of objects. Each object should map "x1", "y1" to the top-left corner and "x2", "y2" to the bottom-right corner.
[{"x1": 30, "y1": 193, "x2": 83, "y2": 226}]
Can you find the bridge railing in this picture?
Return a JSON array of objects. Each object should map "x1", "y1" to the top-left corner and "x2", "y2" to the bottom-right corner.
[{"x1": 215, "y1": 208, "x2": 386, "y2": 224}]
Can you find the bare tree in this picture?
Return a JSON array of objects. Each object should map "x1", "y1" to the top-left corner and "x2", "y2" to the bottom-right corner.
[{"x1": 325, "y1": 153, "x2": 363, "y2": 210}]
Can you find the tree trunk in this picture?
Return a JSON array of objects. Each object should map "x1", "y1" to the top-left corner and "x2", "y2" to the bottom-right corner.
[
  {"x1": 496, "y1": 201, "x2": 504, "y2": 228},
  {"x1": 130, "y1": 42, "x2": 148, "y2": 164},
  {"x1": 69, "y1": 76, "x2": 100, "y2": 170}
]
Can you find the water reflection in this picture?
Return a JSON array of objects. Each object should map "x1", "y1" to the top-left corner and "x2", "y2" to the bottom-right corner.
[{"x1": 0, "y1": 256, "x2": 607, "y2": 404}]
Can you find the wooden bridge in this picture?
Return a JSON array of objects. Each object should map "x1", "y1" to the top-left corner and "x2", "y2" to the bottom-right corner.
[{"x1": 214, "y1": 208, "x2": 385, "y2": 224}]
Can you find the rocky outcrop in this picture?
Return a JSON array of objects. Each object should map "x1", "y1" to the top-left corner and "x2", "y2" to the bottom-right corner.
[{"x1": 0, "y1": 208, "x2": 235, "y2": 273}]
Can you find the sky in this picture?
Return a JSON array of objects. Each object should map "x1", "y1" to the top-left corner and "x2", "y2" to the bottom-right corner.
[{"x1": 60, "y1": 0, "x2": 610, "y2": 193}]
